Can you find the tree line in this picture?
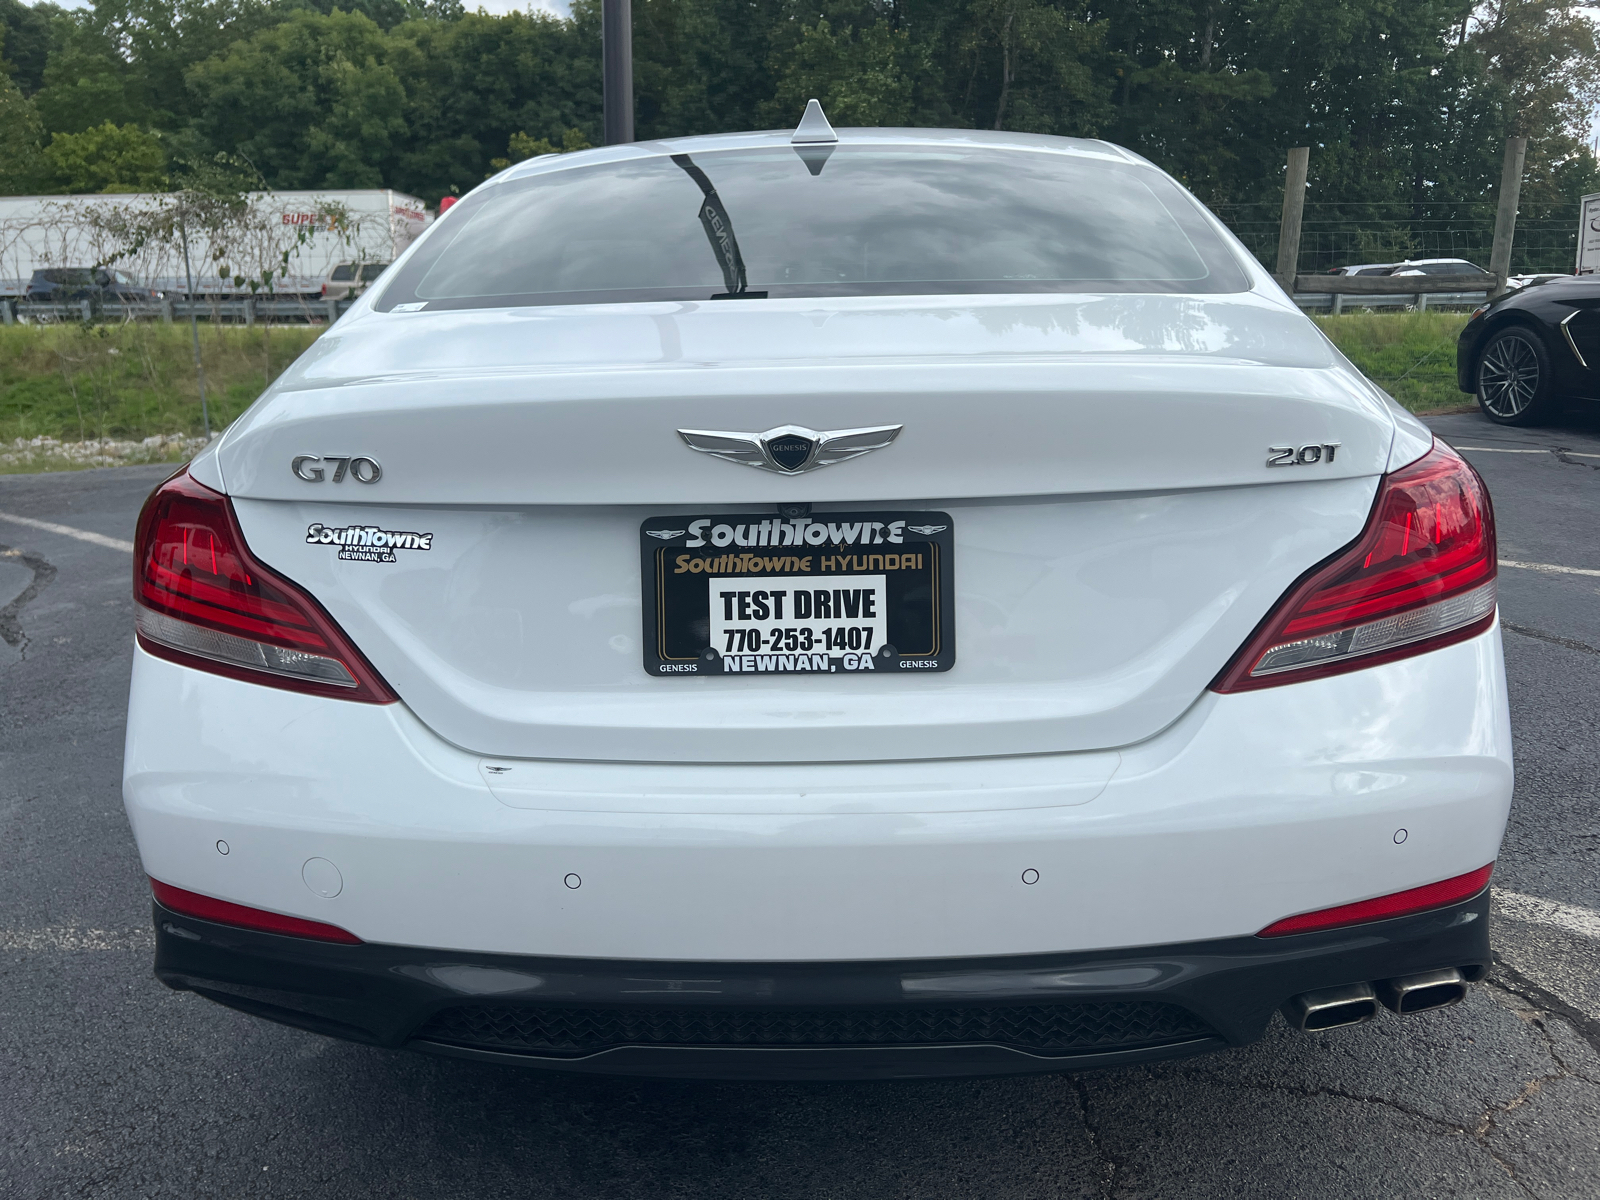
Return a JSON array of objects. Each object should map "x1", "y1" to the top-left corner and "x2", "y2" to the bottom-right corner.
[{"x1": 1, "y1": 0, "x2": 1597, "y2": 220}]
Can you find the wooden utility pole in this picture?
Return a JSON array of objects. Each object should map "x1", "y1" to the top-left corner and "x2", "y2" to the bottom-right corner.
[
  {"x1": 1275, "y1": 147, "x2": 1310, "y2": 292},
  {"x1": 602, "y1": 0, "x2": 634, "y2": 145},
  {"x1": 1489, "y1": 136, "x2": 1529, "y2": 295}
]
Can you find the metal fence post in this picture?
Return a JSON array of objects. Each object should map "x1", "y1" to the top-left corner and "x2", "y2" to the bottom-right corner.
[
  {"x1": 1489, "y1": 136, "x2": 1529, "y2": 296},
  {"x1": 325, "y1": 298, "x2": 339, "y2": 325},
  {"x1": 602, "y1": 0, "x2": 634, "y2": 145},
  {"x1": 1, "y1": 298, "x2": 13, "y2": 325},
  {"x1": 1275, "y1": 147, "x2": 1310, "y2": 292},
  {"x1": 244, "y1": 296, "x2": 255, "y2": 328},
  {"x1": 160, "y1": 299, "x2": 173, "y2": 324},
  {"x1": 80, "y1": 298, "x2": 93, "y2": 324}
]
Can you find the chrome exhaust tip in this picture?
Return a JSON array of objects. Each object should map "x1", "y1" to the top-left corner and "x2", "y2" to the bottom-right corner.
[
  {"x1": 1282, "y1": 982, "x2": 1380, "y2": 1032},
  {"x1": 1376, "y1": 968, "x2": 1468, "y2": 1015}
]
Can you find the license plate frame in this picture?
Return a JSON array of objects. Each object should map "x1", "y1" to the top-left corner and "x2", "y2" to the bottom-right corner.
[{"x1": 640, "y1": 511, "x2": 955, "y2": 677}]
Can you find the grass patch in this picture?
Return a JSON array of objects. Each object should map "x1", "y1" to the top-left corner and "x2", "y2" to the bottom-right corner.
[
  {"x1": 1, "y1": 310, "x2": 1471, "y2": 473},
  {"x1": 1314, "y1": 310, "x2": 1473, "y2": 414},
  {"x1": 0, "y1": 323, "x2": 320, "y2": 453}
]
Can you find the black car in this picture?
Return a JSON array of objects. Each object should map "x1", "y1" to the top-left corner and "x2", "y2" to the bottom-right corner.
[
  {"x1": 24, "y1": 267, "x2": 163, "y2": 305},
  {"x1": 1457, "y1": 275, "x2": 1600, "y2": 425}
]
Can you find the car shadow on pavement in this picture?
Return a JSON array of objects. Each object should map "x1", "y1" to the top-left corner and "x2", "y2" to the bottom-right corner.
[{"x1": 246, "y1": 972, "x2": 1599, "y2": 1199}]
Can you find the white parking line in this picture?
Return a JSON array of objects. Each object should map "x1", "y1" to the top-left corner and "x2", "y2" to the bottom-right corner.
[
  {"x1": 1456, "y1": 445, "x2": 1600, "y2": 459},
  {"x1": 1494, "y1": 888, "x2": 1600, "y2": 942},
  {"x1": 0, "y1": 511, "x2": 134, "y2": 553},
  {"x1": 1500, "y1": 559, "x2": 1600, "y2": 578}
]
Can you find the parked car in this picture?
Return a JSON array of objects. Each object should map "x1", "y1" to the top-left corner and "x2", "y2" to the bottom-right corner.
[
  {"x1": 127, "y1": 112, "x2": 1510, "y2": 1080},
  {"x1": 1389, "y1": 258, "x2": 1492, "y2": 277},
  {"x1": 24, "y1": 267, "x2": 162, "y2": 304},
  {"x1": 1328, "y1": 261, "x2": 1403, "y2": 276},
  {"x1": 1329, "y1": 258, "x2": 1492, "y2": 279},
  {"x1": 1506, "y1": 273, "x2": 1570, "y2": 291},
  {"x1": 1457, "y1": 273, "x2": 1600, "y2": 424},
  {"x1": 321, "y1": 261, "x2": 390, "y2": 301}
]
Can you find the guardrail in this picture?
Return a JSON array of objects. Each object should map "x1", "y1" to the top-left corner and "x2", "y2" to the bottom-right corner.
[
  {"x1": 0, "y1": 296, "x2": 355, "y2": 326},
  {"x1": 1290, "y1": 273, "x2": 1494, "y2": 314}
]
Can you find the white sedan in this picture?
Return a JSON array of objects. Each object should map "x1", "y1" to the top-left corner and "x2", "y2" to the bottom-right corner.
[{"x1": 124, "y1": 109, "x2": 1509, "y2": 1080}]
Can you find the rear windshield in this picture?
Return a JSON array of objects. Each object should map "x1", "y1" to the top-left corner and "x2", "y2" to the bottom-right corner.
[
  {"x1": 330, "y1": 265, "x2": 356, "y2": 282},
  {"x1": 359, "y1": 263, "x2": 389, "y2": 281},
  {"x1": 377, "y1": 145, "x2": 1250, "y2": 311}
]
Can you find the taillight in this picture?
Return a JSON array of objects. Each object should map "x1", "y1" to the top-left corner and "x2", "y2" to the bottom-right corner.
[
  {"x1": 133, "y1": 472, "x2": 396, "y2": 702},
  {"x1": 1257, "y1": 864, "x2": 1493, "y2": 937},
  {"x1": 151, "y1": 878, "x2": 362, "y2": 943},
  {"x1": 1213, "y1": 440, "x2": 1496, "y2": 692}
]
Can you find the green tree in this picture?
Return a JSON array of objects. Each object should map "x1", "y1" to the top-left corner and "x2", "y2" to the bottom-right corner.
[
  {"x1": 389, "y1": 8, "x2": 596, "y2": 200},
  {"x1": 43, "y1": 120, "x2": 168, "y2": 192},
  {"x1": 488, "y1": 126, "x2": 593, "y2": 172},
  {"x1": 0, "y1": 0, "x2": 57, "y2": 93},
  {"x1": 0, "y1": 64, "x2": 47, "y2": 194},
  {"x1": 186, "y1": 9, "x2": 407, "y2": 188},
  {"x1": 31, "y1": 16, "x2": 142, "y2": 133},
  {"x1": 764, "y1": 18, "x2": 921, "y2": 127}
]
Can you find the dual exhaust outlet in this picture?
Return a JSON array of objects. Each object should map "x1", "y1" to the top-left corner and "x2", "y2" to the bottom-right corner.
[{"x1": 1282, "y1": 968, "x2": 1469, "y2": 1032}]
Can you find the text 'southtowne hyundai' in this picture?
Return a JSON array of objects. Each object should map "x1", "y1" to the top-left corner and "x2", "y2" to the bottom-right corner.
[{"x1": 124, "y1": 107, "x2": 1511, "y2": 1079}]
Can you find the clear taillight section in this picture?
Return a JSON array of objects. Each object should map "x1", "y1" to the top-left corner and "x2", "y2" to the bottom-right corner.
[
  {"x1": 1213, "y1": 440, "x2": 1496, "y2": 692},
  {"x1": 133, "y1": 471, "x2": 395, "y2": 703}
]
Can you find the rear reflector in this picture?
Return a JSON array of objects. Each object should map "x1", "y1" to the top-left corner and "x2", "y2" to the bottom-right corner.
[
  {"x1": 133, "y1": 471, "x2": 395, "y2": 703},
  {"x1": 1213, "y1": 440, "x2": 1496, "y2": 691},
  {"x1": 1257, "y1": 864, "x2": 1494, "y2": 937},
  {"x1": 150, "y1": 878, "x2": 363, "y2": 944}
]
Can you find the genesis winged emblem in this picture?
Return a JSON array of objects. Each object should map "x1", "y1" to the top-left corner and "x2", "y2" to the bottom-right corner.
[
  {"x1": 676, "y1": 424, "x2": 902, "y2": 475},
  {"x1": 645, "y1": 528, "x2": 687, "y2": 540}
]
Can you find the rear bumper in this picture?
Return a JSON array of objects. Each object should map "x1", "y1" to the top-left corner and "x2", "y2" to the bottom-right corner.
[
  {"x1": 154, "y1": 889, "x2": 1490, "y2": 1080},
  {"x1": 124, "y1": 628, "x2": 1512, "y2": 962}
]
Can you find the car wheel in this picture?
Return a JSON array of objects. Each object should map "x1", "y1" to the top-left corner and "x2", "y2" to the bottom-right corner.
[{"x1": 1477, "y1": 326, "x2": 1556, "y2": 425}]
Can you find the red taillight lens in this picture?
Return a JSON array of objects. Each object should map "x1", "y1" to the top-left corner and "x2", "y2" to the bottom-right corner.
[
  {"x1": 151, "y1": 878, "x2": 362, "y2": 943},
  {"x1": 133, "y1": 472, "x2": 395, "y2": 702},
  {"x1": 1213, "y1": 440, "x2": 1496, "y2": 692},
  {"x1": 1257, "y1": 864, "x2": 1493, "y2": 937}
]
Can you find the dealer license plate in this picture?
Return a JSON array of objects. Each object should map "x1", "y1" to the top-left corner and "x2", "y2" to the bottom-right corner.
[{"x1": 640, "y1": 511, "x2": 955, "y2": 677}]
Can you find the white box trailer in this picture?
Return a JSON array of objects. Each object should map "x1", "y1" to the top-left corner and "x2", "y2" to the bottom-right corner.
[
  {"x1": 1579, "y1": 192, "x2": 1600, "y2": 276},
  {"x1": 0, "y1": 189, "x2": 430, "y2": 297}
]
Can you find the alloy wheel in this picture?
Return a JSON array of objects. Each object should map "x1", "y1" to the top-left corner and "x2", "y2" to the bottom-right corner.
[{"x1": 1478, "y1": 333, "x2": 1541, "y2": 418}]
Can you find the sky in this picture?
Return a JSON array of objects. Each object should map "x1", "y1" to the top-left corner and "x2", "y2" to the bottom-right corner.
[{"x1": 474, "y1": 0, "x2": 571, "y2": 13}]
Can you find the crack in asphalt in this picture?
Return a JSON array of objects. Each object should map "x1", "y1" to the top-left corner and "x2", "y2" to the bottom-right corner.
[
  {"x1": 1490, "y1": 958, "x2": 1600, "y2": 1059},
  {"x1": 1553, "y1": 448, "x2": 1600, "y2": 471},
  {"x1": 1502, "y1": 621, "x2": 1600, "y2": 657},
  {"x1": 1171, "y1": 976, "x2": 1600, "y2": 1199},
  {"x1": 1069, "y1": 1078, "x2": 1124, "y2": 1200},
  {"x1": 0, "y1": 544, "x2": 57, "y2": 658},
  {"x1": 1184, "y1": 1064, "x2": 1543, "y2": 1197}
]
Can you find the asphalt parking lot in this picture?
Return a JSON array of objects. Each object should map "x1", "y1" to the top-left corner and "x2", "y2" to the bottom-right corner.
[{"x1": 2, "y1": 408, "x2": 1599, "y2": 1199}]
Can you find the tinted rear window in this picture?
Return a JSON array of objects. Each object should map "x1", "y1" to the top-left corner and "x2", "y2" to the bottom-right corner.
[
  {"x1": 330, "y1": 265, "x2": 356, "y2": 281},
  {"x1": 377, "y1": 145, "x2": 1250, "y2": 310}
]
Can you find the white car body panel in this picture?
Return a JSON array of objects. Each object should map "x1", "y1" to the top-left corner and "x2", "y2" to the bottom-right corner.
[
  {"x1": 124, "y1": 627, "x2": 1511, "y2": 961},
  {"x1": 230, "y1": 477, "x2": 1376, "y2": 762}
]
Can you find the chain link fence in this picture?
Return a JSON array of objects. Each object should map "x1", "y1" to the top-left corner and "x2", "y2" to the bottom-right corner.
[{"x1": 1212, "y1": 202, "x2": 1579, "y2": 276}]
